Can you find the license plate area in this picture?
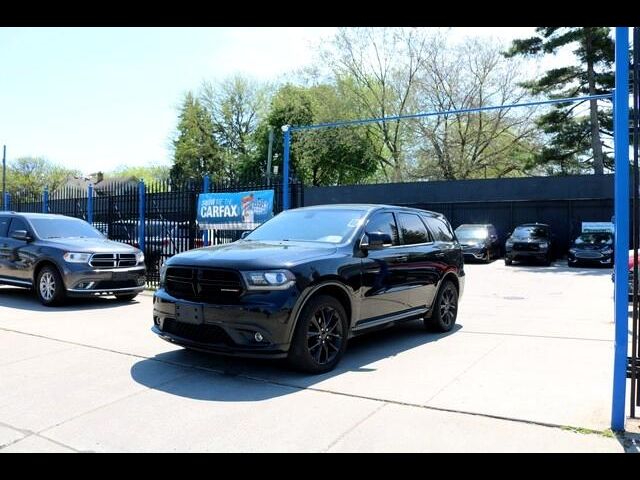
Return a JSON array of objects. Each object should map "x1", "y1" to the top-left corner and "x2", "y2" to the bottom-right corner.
[
  {"x1": 112, "y1": 271, "x2": 130, "y2": 281},
  {"x1": 175, "y1": 303, "x2": 204, "y2": 325}
]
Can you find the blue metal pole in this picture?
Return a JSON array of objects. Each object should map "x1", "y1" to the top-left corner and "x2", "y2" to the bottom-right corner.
[
  {"x1": 203, "y1": 175, "x2": 210, "y2": 247},
  {"x1": 3, "y1": 192, "x2": 10, "y2": 211},
  {"x1": 612, "y1": 26, "x2": 630, "y2": 432},
  {"x1": 138, "y1": 180, "x2": 145, "y2": 252},
  {"x1": 42, "y1": 186, "x2": 49, "y2": 213},
  {"x1": 87, "y1": 183, "x2": 94, "y2": 224},
  {"x1": 282, "y1": 125, "x2": 291, "y2": 211}
]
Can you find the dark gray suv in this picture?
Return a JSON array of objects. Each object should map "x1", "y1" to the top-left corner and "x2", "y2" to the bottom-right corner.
[{"x1": 0, "y1": 212, "x2": 146, "y2": 306}]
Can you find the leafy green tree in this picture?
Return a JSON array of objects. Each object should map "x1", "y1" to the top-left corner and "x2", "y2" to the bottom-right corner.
[
  {"x1": 170, "y1": 92, "x2": 222, "y2": 182},
  {"x1": 252, "y1": 83, "x2": 379, "y2": 186},
  {"x1": 505, "y1": 27, "x2": 614, "y2": 175},
  {"x1": 6, "y1": 157, "x2": 80, "y2": 195}
]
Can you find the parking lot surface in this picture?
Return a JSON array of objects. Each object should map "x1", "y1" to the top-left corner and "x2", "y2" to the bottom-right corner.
[{"x1": 0, "y1": 261, "x2": 632, "y2": 452}]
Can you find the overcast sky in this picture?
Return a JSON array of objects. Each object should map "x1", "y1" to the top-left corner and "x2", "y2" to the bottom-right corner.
[{"x1": 0, "y1": 27, "x2": 577, "y2": 174}]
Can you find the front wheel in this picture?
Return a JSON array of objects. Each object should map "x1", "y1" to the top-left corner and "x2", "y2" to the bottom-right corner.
[
  {"x1": 36, "y1": 265, "x2": 66, "y2": 306},
  {"x1": 424, "y1": 280, "x2": 458, "y2": 332},
  {"x1": 505, "y1": 257, "x2": 512, "y2": 266},
  {"x1": 288, "y1": 295, "x2": 348, "y2": 374}
]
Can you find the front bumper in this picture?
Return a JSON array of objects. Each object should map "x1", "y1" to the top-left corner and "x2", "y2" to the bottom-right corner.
[
  {"x1": 567, "y1": 251, "x2": 613, "y2": 265},
  {"x1": 63, "y1": 264, "x2": 146, "y2": 297},
  {"x1": 462, "y1": 247, "x2": 487, "y2": 260},
  {"x1": 152, "y1": 287, "x2": 299, "y2": 358},
  {"x1": 505, "y1": 249, "x2": 548, "y2": 261}
]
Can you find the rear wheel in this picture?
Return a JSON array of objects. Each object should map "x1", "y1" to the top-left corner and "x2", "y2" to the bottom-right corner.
[
  {"x1": 36, "y1": 265, "x2": 66, "y2": 306},
  {"x1": 424, "y1": 280, "x2": 458, "y2": 332},
  {"x1": 288, "y1": 295, "x2": 348, "y2": 374}
]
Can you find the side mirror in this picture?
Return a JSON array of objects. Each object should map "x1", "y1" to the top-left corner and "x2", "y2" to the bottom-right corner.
[
  {"x1": 11, "y1": 230, "x2": 31, "y2": 242},
  {"x1": 361, "y1": 231, "x2": 392, "y2": 251},
  {"x1": 490, "y1": 234, "x2": 498, "y2": 240},
  {"x1": 240, "y1": 231, "x2": 250, "y2": 239}
]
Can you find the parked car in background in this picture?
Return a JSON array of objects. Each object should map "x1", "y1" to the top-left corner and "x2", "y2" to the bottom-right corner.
[
  {"x1": 567, "y1": 232, "x2": 614, "y2": 267},
  {"x1": 505, "y1": 223, "x2": 554, "y2": 266},
  {"x1": 0, "y1": 213, "x2": 145, "y2": 306},
  {"x1": 454, "y1": 224, "x2": 500, "y2": 263},
  {"x1": 153, "y1": 204, "x2": 465, "y2": 373}
]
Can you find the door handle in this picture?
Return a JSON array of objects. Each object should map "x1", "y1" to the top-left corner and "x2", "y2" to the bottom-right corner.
[
  {"x1": 396, "y1": 256, "x2": 409, "y2": 262},
  {"x1": 435, "y1": 252, "x2": 445, "y2": 258}
]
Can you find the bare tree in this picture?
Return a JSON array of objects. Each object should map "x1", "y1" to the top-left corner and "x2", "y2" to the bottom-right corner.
[
  {"x1": 200, "y1": 75, "x2": 270, "y2": 158},
  {"x1": 412, "y1": 37, "x2": 539, "y2": 180},
  {"x1": 322, "y1": 27, "x2": 434, "y2": 181}
]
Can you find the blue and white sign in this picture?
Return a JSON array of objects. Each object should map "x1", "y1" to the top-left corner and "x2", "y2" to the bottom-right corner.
[
  {"x1": 197, "y1": 190, "x2": 274, "y2": 230},
  {"x1": 582, "y1": 221, "x2": 615, "y2": 233}
]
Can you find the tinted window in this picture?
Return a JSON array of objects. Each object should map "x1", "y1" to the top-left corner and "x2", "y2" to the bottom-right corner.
[
  {"x1": 455, "y1": 226, "x2": 488, "y2": 241},
  {"x1": 513, "y1": 226, "x2": 549, "y2": 239},
  {"x1": 365, "y1": 212, "x2": 399, "y2": 246},
  {"x1": 0, "y1": 216, "x2": 9, "y2": 237},
  {"x1": 246, "y1": 208, "x2": 367, "y2": 244},
  {"x1": 575, "y1": 232, "x2": 613, "y2": 245},
  {"x1": 30, "y1": 217, "x2": 104, "y2": 239},
  {"x1": 8, "y1": 217, "x2": 29, "y2": 236},
  {"x1": 425, "y1": 216, "x2": 454, "y2": 242},
  {"x1": 397, "y1": 213, "x2": 431, "y2": 245}
]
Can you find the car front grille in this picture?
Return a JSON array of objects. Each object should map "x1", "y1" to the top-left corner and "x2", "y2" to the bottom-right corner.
[
  {"x1": 513, "y1": 242, "x2": 540, "y2": 251},
  {"x1": 576, "y1": 251, "x2": 602, "y2": 259},
  {"x1": 165, "y1": 267, "x2": 244, "y2": 303},
  {"x1": 90, "y1": 253, "x2": 138, "y2": 268},
  {"x1": 161, "y1": 318, "x2": 233, "y2": 345}
]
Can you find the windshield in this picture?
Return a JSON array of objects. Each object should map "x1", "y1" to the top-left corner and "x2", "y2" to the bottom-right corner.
[
  {"x1": 513, "y1": 226, "x2": 548, "y2": 239},
  {"x1": 575, "y1": 232, "x2": 613, "y2": 245},
  {"x1": 30, "y1": 218, "x2": 104, "y2": 239},
  {"x1": 245, "y1": 209, "x2": 367, "y2": 244},
  {"x1": 455, "y1": 226, "x2": 488, "y2": 241}
]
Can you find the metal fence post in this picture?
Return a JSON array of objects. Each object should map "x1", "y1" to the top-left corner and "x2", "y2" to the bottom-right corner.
[
  {"x1": 3, "y1": 192, "x2": 10, "y2": 211},
  {"x1": 282, "y1": 125, "x2": 291, "y2": 210},
  {"x1": 87, "y1": 183, "x2": 94, "y2": 225},
  {"x1": 612, "y1": 26, "x2": 630, "y2": 432},
  {"x1": 138, "y1": 180, "x2": 145, "y2": 252},
  {"x1": 203, "y1": 175, "x2": 210, "y2": 246},
  {"x1": 42, "y1": 186, "x2": 49, "y2": 213}
]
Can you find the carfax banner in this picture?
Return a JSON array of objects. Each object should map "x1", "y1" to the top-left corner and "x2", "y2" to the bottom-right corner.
[{"x1": 197, "y1": 190, "x2": 274, "y2": 230}]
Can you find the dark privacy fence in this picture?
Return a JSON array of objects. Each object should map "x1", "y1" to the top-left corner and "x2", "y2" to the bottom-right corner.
[
  {"x1": 303, "y1": 174, "x2": 617, "y2": 253},
  {"x1": 6, "y1": 176, "x2": 304, "y2": 288}
]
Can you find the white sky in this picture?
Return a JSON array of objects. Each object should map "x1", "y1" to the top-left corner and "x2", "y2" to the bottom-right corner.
[{"x1": 0, "y1": 27, "x2": 579, "y2": 174}]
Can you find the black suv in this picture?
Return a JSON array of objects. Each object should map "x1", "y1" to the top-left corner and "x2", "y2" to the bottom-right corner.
[
  {"x1": 153, "y1": 204, "x2": 465, "y2": 373},
  {"x1": 454, "y1": 224, "x2": 500, "y2": 263},
  {"x1": 0, "y1": 212, "x2": 146, "y2": 305},
  {"x1": 504, "y1": 223, "x2": 554, "y2": 266}
]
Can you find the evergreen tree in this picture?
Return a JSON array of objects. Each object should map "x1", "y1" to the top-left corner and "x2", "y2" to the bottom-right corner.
[
  {"x1": 170, "y1": 92, "x2": 221, "y2": 182},
  {"x1": 506, "y1": 27, "x2": 614, "y2": 175}
]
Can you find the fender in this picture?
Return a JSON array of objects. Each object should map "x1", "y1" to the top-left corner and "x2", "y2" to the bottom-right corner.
[{"x1": 286, "y1": 280, "x2": 356, "y2": 345}]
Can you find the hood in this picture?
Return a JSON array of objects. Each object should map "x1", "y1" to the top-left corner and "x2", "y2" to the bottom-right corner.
[
  {"x1": 42, "y1": 237, "x2": 138, "y2": 253},
  {"x1": 166, "y1": 240, "x2": 337, "y2": 270},
  {"x1": 573, "y1": 242, "x2": 611, "y2": 251}
]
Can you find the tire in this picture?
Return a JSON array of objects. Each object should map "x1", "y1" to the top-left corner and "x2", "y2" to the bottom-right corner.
[
  {"x1": 115, "y1": 293, "x2": 139, "y2": 302},
  {"x1": 505, "y1": 257, "x2": 512, "y2": 266},
  {"x1": 424, "y1": 280, "x2": 458, "y2": 333},
  {"x1": 543, "y1": 253, "x2": 552, "y2": 266},
  {"x1": 36, "y1": 265, "x2": 66, "y2": 306},
  {"x1": 288, "y1": 294, "x2": 348, "y2": 374},
  {"x1": 484, "y1": 250, "x2": 491, "y2": 264}
]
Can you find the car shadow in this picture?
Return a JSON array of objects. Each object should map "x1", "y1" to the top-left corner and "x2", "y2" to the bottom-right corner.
[
  {"x1": 130, "y1": 321, "x2": 462, "y2": 402},
  {"x1": 0, "y1": 286, "x2": 142, "y2": 312}
]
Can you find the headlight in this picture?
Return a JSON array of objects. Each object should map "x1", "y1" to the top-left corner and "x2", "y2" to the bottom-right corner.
[
  {"x1": 569, "y1": 248, "x2": 577, "y2": 254},
  {"x1": 159, "y1": 263, "x2": 168, "y2": 286},
  {"x1": 136, "y1": 251, "x2": 145, "y2": 264},
  {"x1": 602, "y1": 247, "x2": 613, "y2": 255},
  {"x1": 241, "y1": 270, "x2": 296, "y2": 290},
  {"x1": 539, "y1": 242, "x2": 549, "y2": 249},
  {"x1": 505, "y1": 239, "x2": 513, "y2": 246},
  {"x1": 63, "y1": 252, "x2": 92, "y2": 263}
]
